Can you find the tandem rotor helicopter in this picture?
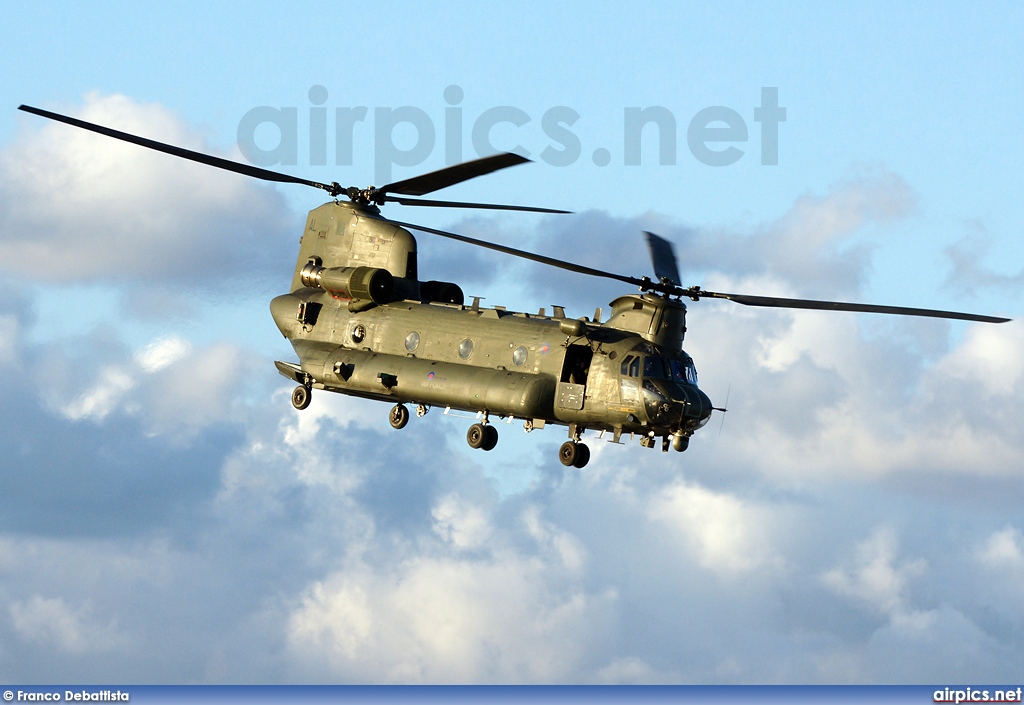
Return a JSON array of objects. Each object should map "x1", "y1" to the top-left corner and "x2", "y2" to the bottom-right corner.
[{"x1": 19, "y1": 104, "x2": 1010, "y2": 468}]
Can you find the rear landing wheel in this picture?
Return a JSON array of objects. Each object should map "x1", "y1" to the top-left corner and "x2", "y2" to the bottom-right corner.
[
  {"x1": 389, "y1": 404, "x2": 410, "y2": 429},
  {"x1": 291, "y1": 385, "x2": 311, "y2": 410}
]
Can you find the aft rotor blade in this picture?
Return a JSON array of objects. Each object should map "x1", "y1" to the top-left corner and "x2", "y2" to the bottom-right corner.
[
  {"x1": 18, "y1": 104, "x2": 344, "y2": 196},
  {"x1": 382, "y1": 217, "x2": 644, "y2": 287},
  {"x1": 644, "y1": 231, "x2": 681, "y2": 286},
  {"x1": 383, "y1": 194, "x2": 571, "y2": 214},
  {"x1": 694, "y1": 289, "x2": 1010, "y2": 323},
  {"x1": 379, "y1": 152, "x2": 531, "y2": 196}
]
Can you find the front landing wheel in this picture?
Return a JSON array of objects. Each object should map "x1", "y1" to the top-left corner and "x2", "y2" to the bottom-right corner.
[{"x1": 291, "y1": 385, "x2": 311, "y2": 410}]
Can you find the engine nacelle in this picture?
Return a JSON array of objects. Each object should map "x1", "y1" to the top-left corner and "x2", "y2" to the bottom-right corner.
[{"x1": 300, "y1": 264, "x2": 394, "y2": 309}]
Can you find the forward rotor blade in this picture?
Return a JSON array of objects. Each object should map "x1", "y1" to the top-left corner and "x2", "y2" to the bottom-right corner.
[
  {"x1": 383, "y1": 194, "x2": 570, "y2": 214},
  {"x1": 380, "y1": 152, "x2": 530, "y2": 196},
  {"x1": 694, "y1": 289, "x2": 1010, "y2": 323},
  {"x1": 381, "y1": 217, "x2": 644, "y2": 287},
  {"x1": 18, "y1": 104, "x2": 343, "y2": 196},
  {"x1": 644, "y1": 231, "x2": 681, "y2": 286}
]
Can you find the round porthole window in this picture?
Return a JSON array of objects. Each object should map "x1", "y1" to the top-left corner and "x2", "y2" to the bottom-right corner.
[
  {"x1": 405, "y1": 331, "x2": 420, "y2": 352},
  {"x1": 351, "y1": 324, "x2": 366, "y2": 344},
  {"x1": 458, "y1": 338, "x2": 474, "y2": 359},
  {"x1": 512, "y1": 346, "x2": 528, "y2": 366}
]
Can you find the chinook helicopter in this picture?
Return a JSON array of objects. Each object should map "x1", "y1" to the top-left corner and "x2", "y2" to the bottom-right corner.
[{"x1": 19, "y1": 104, "x2": 1010, "y2": 468}]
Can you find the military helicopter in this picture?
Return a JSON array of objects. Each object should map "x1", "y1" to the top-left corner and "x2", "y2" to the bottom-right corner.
[{"x1": 18, "y1": 104, "x2": 1010, "y2": 468}]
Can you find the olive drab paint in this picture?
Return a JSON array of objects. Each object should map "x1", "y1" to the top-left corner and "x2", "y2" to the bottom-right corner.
[{"x1": 269, "y1": 199, "x2": 716, "y2": 468}]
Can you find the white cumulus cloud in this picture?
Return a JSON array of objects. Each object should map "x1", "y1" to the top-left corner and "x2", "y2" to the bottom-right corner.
[
  {"x1": 9, "y1": 595, "x2": 127, "y2": 654},
  {"x1": 287, "y1": 553, "x2": 612, "y2": 682},
  {"x1": 1, "y1": 93, "x2": 294, "y2": 288}
]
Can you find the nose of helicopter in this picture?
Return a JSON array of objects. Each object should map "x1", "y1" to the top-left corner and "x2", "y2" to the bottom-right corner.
[{"x1": 676, "y1": 385, "x2": 713, "y2": 425}]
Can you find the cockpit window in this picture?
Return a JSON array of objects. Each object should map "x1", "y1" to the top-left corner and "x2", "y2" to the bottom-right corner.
[
  {"x1": 643, "y1": 355, "x2": 666, "y2": 379},
  {"x1": 668, "y1": 359, "x2": 685, "y2": 383},
  {"x1": 626, "y1": 353, "x2": 697, "y2": 384},
  {"x1": 668, "y1": 357, "x2": 698, "y2": 386},
  {"x1": 620, "y1": 355, "x2": 640, "y2": 377}
]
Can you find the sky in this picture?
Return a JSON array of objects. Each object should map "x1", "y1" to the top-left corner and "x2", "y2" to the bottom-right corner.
[{"x1": 1, "y1": 0, "x2": 1023, "y2": 684}]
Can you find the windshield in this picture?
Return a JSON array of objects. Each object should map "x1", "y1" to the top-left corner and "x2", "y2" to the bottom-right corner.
[
  {"x1": 643, "y1": 355, "x2": 666, "y2": 379},
  {"x1": 631, "y1": 354, "x2": 698, "y2": 386},
  {"x1": 667, "y1": 357, "x2": 698, "y2": 386}
]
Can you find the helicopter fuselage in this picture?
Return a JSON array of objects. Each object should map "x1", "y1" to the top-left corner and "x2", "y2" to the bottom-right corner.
[
  {"x1": 269, "y1": 200, "x2": 713, "y2": 455},
  {"x1": 271, "y1": 289, "x2": 713, "y2": 440}
]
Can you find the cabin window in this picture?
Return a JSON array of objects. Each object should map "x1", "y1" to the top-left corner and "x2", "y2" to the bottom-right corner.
[
  {"x1": 620, "y1": 355, "x2": 640, "y2": 378},
  {"x1": 405, "y1": 331, "x2": 420, "y2": 352},
  {"x1": 458, "y1": 338, "x2": 474, "y2": 359},
  {"x1": 296, "y1": 301, "x2": 322, "y2": 325},
  {"x1": 512, "y1": 346, "x2": 528, "y2": 366},
  {"x1": 351, "y1": 324, "x2": 366, "y2": 344}
]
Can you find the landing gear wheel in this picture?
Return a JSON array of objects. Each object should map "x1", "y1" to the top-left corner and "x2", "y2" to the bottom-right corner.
[
  {"x1": 559, "y1": 441, "x2": 579, "y2": 467},
  {"x1": 572, "y1": 443, "x2": 590, "y2": 468},
  {"x1": 481, "y1": 424, "x2": 498, "y2": 451},
  {"x1": 389, "y1": 404, "x2": 410, "y2": 429},
  {"x1": 291, "y1": 385, "x2": 311, "y2": 410},
  {"x1": 467, "y1": 423, "x2": 487, "y2": 449}
]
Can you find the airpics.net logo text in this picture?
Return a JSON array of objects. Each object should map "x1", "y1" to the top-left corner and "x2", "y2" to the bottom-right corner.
[{"x1": 236, "y1": 86, "x2": 786, "y2": 184}]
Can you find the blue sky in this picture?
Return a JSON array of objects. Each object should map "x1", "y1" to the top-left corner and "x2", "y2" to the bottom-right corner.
[{"x1": 1, "y1": 1, "x2": 1023, "y2": 683}]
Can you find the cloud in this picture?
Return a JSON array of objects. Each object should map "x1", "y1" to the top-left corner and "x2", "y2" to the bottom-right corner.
[
  {"x1": 0, "y1": 324, "x2": 244, "y2": 539},
  {"x1": 978, "y1": 526, "x2": 1024, "y2": 571},
  {"x1": 1, "y1": 93, "x2": 296, "y2": 290},
  {"x1": 286, "y1": 550, "x2": 611, "y2": 682},
  {"x1": 136, "y1": 336, "x2": 192, "y2": 372},
  {"x1": 9, "y1": 595, "x2": 128, "y2": 654},
  {"x1": 648, "y1": 481, "x2": 781, "y2": 575},
  {"x1": 946, "y1": 222, "x2": 1024, "y2": 294},
  {"x1": 60, "y1": 365, "x2": 135, "y2": 421},
  {"x1": 421, "y1": 165, "x2": 917, "y2": 319},
  {"x1": 432, "y1": 492, "x2": 493, "y2": 551},
  {"x1": 0, "y1": 312, "x2": 21, "y2": 365},
  {"x1": 822, "y1": 528, "x2": 926, "y2": 616},
  {"x1": 40, "y1": 330, "x2": 244, "y2": 438}
]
